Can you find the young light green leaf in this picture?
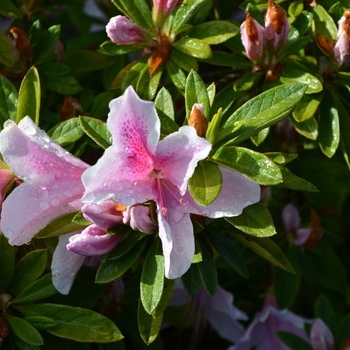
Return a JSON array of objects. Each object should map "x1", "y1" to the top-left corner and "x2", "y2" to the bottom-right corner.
[
  {"x1": 292, "y1": 93, "x2": 323, "y2": 122},
  {"x1": 251, "y1": 128, "x2": 269, "y2": 146},
  {"x1": 181, "y1": 263, "x2": 201, "y2": 297},
  {"x1": 0, "y1": 0, "x2": 22, "y2": 18},
  {"x1": 151, "y1": 278, "x2": 175, "y2": 318},
  {"x1": 280, "y1": 68, "x2": 323, "y2": 94},
  {"x1": 290, "y1": 115, "x2": 318, "y2": 140},
  {"x1": 0, "y1": 233, "x2": 15, "y2": 293},
  {"x1": 207, "y1": 83, "x2": 215, "y2": 107},
  {"x1": 0, "y1": 29, "x2": 15, "y2": 67},
  {"x1": 17, "y1": 66, "x2": 41, "y2": 124},
  {"x1": 312, "y1": 4, "x2": 337, "y2": 42},
  {"x1": 15, "y1": 303, "x2": 123, "y2": 342},
  {"x1": 230, "y1": 232, "x2": 295, "y2": 273},
  {"x1": 10, "y1": 250, "x2": 48, "y2": 296},
  {"x1": 137, "y1": 299, "x2": 163, "y2": 345},
  {"x1": 166, "y1": 60, "x2": 187, "y2": 91},
  {"x1": 79, "y1": 116, "x2": 112, "y2": 149},
  {"x1": 188, "y1": 161, "x2": 222, "y2": 206},
  {"x1": 140, "y1": 240, "x2": 165, "y2": 315},
  {"x1": 225, "y1": 203, "x2": 276, "y2": 237},
  {"x1": 0, "y1": 74, "x2": 18, "y2": 124},
  {"x1": 155, "y1": 87, "x2": 175, "y2": 120},
  {"x1": 173, "y1": 38, "x2": 212, "y2": 59},
  {"x1": 206, "y1": 108, "x2": 223, "y2": 145},
  {"x1": 211, "y1": 146, "x2": 282, "y2": 185},
  {"x1": 288, "y1": 2, "x2": 304, "y2": 17},
  {"x1": 48, "y1": 118, "x2": 84, "y2": 146}
]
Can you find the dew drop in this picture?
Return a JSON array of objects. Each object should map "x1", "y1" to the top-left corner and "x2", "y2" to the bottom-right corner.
[
  {"x1": 42, "y1": 190, "x2": 49, "y2": 197},
  {"x1": 103, "y1": 182, "x2": 107, "y2": 187},
  {"x1": 26, "y1": 125, "x2": 37, "y2": 136},
  {"x1": 238, "y1": 193, "x2": 243, "y2": 198},
  {"x1": 40, "y1": 201, "x2": 50, "y2": 210},
  {"x1": 51, "y1": 198, "x2": 60, "y2": 206},
  {"x1": 176, "y1": 246, "x2": 184, "y2": 254}
]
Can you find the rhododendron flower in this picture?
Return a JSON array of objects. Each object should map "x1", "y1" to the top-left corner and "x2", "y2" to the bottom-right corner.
[
  {"x1": 123, "y1": 205, "x2": 157, "y2": 234},
  {"x1": 0, "y1": 117, "x2": 89, "y2": 246},
  {"x1": 152, "y1": 0, "x2": 179, "y2": 27},
  {"x1": 82, "y1": 86, "x2": 260, "y2": 279},
  {"x1": 228, "y1": 295, "x2": 311, "y2": 350},
  {"x1": 334, "y1": 11, "x2": 350, "y2": 67},
  {"x1": 170, "y1": 281, "x2": 248, "y2": 343},
  {"x1": 310, "y1": 318, "x2": 334, "y2": 350}
]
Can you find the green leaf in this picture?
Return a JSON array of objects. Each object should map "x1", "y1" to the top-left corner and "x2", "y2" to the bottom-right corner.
[
  {"x1": 250, "y1": 127, "x2": 269, "y2": 146},
  {"x1": 315, "y1": 295, "x2": 337, "y2": 335},
  {"x1": 5, "y1": 312, "x2": 43, "y2": 346},
  {"x1": 280, "y1": 68, "x2": 323, "y2": 94},
  {"x1": 166, "y1": 59, "x2": 187, "y2": 91},
  {"x1": 43, "y1": 76, "x2": 82, "y2": 95},
  {"x1": 196, "y1": 235, "x2": 217, "y2": 297},
  {"x1": 185, "y1": 70, "x2": 211, "y2": 120},
  {"x1": 288, "y1": 2, "x2": 304, "y2": 17},
  {"x1": 15, "y1": 303, "x2": 123, "y2": 342},
  {"x1": 99, "y1": 41, "x2": 144, "y2": 56},
  {"x1": 278, "y1": 332, "x2": 313, "y2": 350},
  {"x1": 292, "y1": 92, "x2": 323, "y2": 122},
  {"x1": 11, "y1": 333, "x2": 40, "y2": 350},
  {"x1": 48, "y1": 118, "x2": 84, "y2": 146},
  {"x1": 207, "y1": 83, "x2": 215, "y2": 107},
  {"x1": 0, "y1": 0, "x2": 22, "y2": 18},
  {"x1": 23, "y1": 316, "x2": 57, "y2": 330},
  {"x1": 10, "y1": 250, "x2": 48, "y2": 296},
  {"x1": 34, "y1": 211, "x2": 87, "y2": 239},
  {"x1": 206, "y1": 108, "x2": 223, "y2": 145},
  {"x1": 188, "y1": 161, "x2": 222, "y2": 206},
  {"x1": 264, "y1": 152, "x2": 297, "y2": 165},
  {"x1": 170, "y1": 50, "x2": 198, "y2": 72},
  {"x1": 96, "y1": 236, "x2": 150, "y2": 283},
  {"x1": 233, "y1": 72, "x2": 262, "y2": 92},
  {"x1": 151, "y1": 278, "x2": 175, "y2": 318},
  {"x1": 290, "y1": 115, "x2": 318, "y2": 140},
  {"x1": 0, "y1": 73, "x2": 17, "y2": 124},
  {"x1": 318, "y1": 91, "x2": 339, "y2": 158},
  {"x1": 154, "y1": 87, "x2": 175, "y2": 120},
  {"x1": 72, "y1": 211, "x2": 92, "y2": 226},
  {"x1": 225, "y1": 203, "x2": 276, "y2": 237},
  {"x1": 140, "y1": 240, "x2": 165, "y2": 314},
  {"x1": 63, "y1": 50, "x2": 114, "y2": 71},
  {"x1": 187, "y1": 20, "x2": 239, "y2": 44},
  {"x1": 137, "y1": 300, "x2": 163, "y2": 345},
  {"x1": 312, "y1": 4, "x2": 337, "y2": 41},
  {"x1": 211, "y1": 146, "x2": 282, "y2": 185},
  {"x1": 220, "y1": 84, "x2": 307, "y2": 144},
  {"x1": 79, "y1": 116, "x2": 112, "y2": 149},
  {"x1": 173, "y1": 38, "x2": 212, "y2": 59},
  {"x1": 17, "y1": 66, "x2": 41, "y2": 124},
  {"x1": 181, "y1": 263, "x2": 201, "y2": 297},
  {"x1": 135, "y1": 63, "x2": 162, "y2": 100},
  {"x1": 37, "y1": 63, "x2": 72, "y2": 76},
  {"x1": 230, "y1": 232, "x2": 295, "y2": 273},
  {"x1": 0, "y1": 29, "x2": 15, "y2": 67},
  {"x1": 0, "y1": 233, "x2": 15, "y2": 293},
  {"x1": 12, "y1": 274, "x2": 58, "y2": 304},
  {"x1": 202, "y1": 51, "x2": 253, "y2": 69},
  {"x1": 207, "y1": 231, "x2": 249, "y2": 278}
]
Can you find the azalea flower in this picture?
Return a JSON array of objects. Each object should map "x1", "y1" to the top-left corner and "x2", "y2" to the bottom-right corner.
[
  {"x1": 310, "y1": 318, "x2": 334, "y2": 350},
  {"x1": 82, "y1": 86, "x2": 260, "y2": 279},
  {"x1": 170, "y1": 281, "x2": 248, "y2": 343},
  {"x1": 227, "y1": 295, "x2": 311, "y2": 350},
  {"x1": 152, "y1": 0, "x2": 179, "y2": 28}
]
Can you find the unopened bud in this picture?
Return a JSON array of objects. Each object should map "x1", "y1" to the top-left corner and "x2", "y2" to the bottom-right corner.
[
  {"x1": 7, "y1": 27, "x2": 31, "y2": 60},
  {"x1": 265, "y1": 0, "x2": 289, "y2": 51},
  {"x1": 60, "y1": 97, "x2": 84, "y2": 121},
  {"x1": 152, "y1": 0, "x2": 179, "y2": 28},
  {"x1": 148, "y1": 33, "x2": 171, "y2": 76},
  {"x1": 334, "y1": 11, "x2": 350, "y2": 67},
  {"x1": 316, "y1": 36, "x2": 335, "y2": 55},
  {"x1": 241, "y1": 13, "x2": 266, "y2": 62},
  {"x1": 188, "y1": 104, "x2": 208, "y2": 137}
]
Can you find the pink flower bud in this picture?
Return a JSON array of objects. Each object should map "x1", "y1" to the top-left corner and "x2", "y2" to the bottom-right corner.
[
  {"x1": 152, "y1": 0, "x2": 179, "y2": 27},
  {"x1": 334, "y1": 11, "x2": 350, "y2": 67},
  {"x1": 265, "y1": 0, "x2": 289, "y2": 51},
  {"x1": 106, "y1": 15, "x2": 148, "y2": 45},
  {"x1": 241, "y1": 13, "x2": 266, "y2": 62}
]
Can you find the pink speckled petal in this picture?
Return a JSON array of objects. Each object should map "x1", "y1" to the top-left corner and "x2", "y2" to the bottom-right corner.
[
  {"x1": 155, "y1": 126, "x2": 211, "y2": 195},
  {"x1": 310, "y1": 318, "x2": 334, "y2": 350},
  {"x1": 67, "y1": 224, "x2": 122, "y2": 255},
  {"x1": 51, "y1": 232, "x2": 86, "y2": 295},
  {"x1": 282, "y1": 204, "x2": 301, "y2": 233}
]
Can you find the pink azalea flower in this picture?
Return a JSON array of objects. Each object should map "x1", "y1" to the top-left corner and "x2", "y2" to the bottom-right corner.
[
  {"x1": 82, "y1": 86, "x2": 260, "y2": 279},
  {"x1": 152, "y1": 0, "x2": 179, "y2": 27},
  {"x1": 123, "y1": 204, "x2": 158, "y2": 234},
  {"x1": 0, "y1": 117, "x2": 89, "y2": 246},
  {"x1": 310, "y1": 318, "x2": 334, "y2": 350},
  {"x1": 334, "y1": 12, "x2": 350, "y2": 67},
  {"x1": 170, "y1": 281, "x2": 248, "y2": 343},
  {"x1": 228, "y1": 295, "x2": 311, "y2": 350}
]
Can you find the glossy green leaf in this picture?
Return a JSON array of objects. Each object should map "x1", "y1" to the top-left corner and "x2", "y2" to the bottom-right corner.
[
  {"x1": 173, "y1": 38, "x2": 212, "y2": 59},
  {"x1": 0, "y1": 29, "x2": 15, "y2": 67},
  {"x1": 155, "y1": 87, "x2": 175, "y2": 120},
  {"x1": 264, "y1": 152, "x2": 297, "y2": 165},
  {"x1": 136, "y1": 63, "x2": 162, "y2": 100},
  {"x1": 48, "y1": 118, "x2": 84, "y2": 146},
  {"x1": 279, "y1": 36, "x2": 311, "y2": 60},
  {"x1": 290, "y1": 115, "x2": 318, "y2": 140},
  {"x1": 79, "y1": 116, "x2": 112, "y2": 149},
  {"x1": 170, "y1": 50, "x2": 198, "y2": 72},
  {"x1": 63, "y1": 50, "x2": 114, "y2": 71},
  {"x1": 230, "y1": 232, "x2": 295, "y2": 273},
  {"x1": 280, "y1": 68, "x2": 323, "y2": 94},
  {"x1": 43, "y1": 75, "x2": 82, "y2": 95},
  {"x1": 11, "y1": 333, "x2": 40, "y2": 350},
  {"x1": 0, "y1": 233, "x2": 14, "y2": 293},
  {"x1": 181, "y1": 263, "x2": 201, "y2": 297},
  {"x1": 312, "y1": 4, "x2": 337, "y2": 41},
  {"x1": 0, "y1": 0, "x2": 22, "y2": 18},
  {"x1": 225, "y1": 203, "x2": 276, "y2": 237},
  {"x1": 15, "y1": 303, "x2": 123, "y2": 342},
  {"x1": 137, "y1": 300, "x2": 163, "y2": 345},
  {"x1": 318, "y1": 92, "x2": 340, "y2": 158},
  {"x1": 99, "y1": 41, "x2": 143, "y2": 56},
  {"x1": 140, "y1": 240, "x2": 164, "y2": 314},
  {"x1": 72, "y1": 211, "x2": 92, "y2": 226},
  {"x1": 196, "y1": 235, "x2": 217, "y2": 297},
  {"x1": 278, "y1": 332, "x2": 313, "y2": 350},
  {"x1": 22, "y1": 316, "x2": 57, "y2": 330},
  {"x1": 288, "y1": 2, "x2": 303, "y2": 17},
  {"x1": 5, "y1": 313, "x2": 43, "y2": 346},
  {"x1": 151, "y1": 278, "x2": 175, "y2": 318},
  {"x1": 251, "y1": 127, "x2": 269, "y2": 146},
  {"x1": 211, "y1": 146, "x2": 282, "y2": 185},
  {"x1": 17, "y1": 66, "x2": 41, "y2": 124},
  {"x1": 34, "y1": 211, "x2": 86, "y2": 239},
  {"x1": 12, "y1": 274, "x2": 57, "y2": 304},
  {"x1": 0, "y1": 74, "x2": 18, "y2": 124},
  {"x1": 206, "y1": 108, "x2": 223, "y2": 144},
  {"x1": 96, "y1": 236, "x2": 149, "y2": 283},
  {"x1": 10, "y1": 250, "x2": 48, "y2": 296},
  {"x1": 207, "y1": 231, "x2": 249, "y2": 278},
  {"x1": 202, "y1": 51, "x2": 253, "y2": 69},
  {"x1": 233, "y1": 72, "x2": 262, "y2": 92},
  {"x1": 292, "y1": 93, "x2": 323, "y2": 122},
  {"x1": 166, "y1": 59, "x2": 186, "y2": 91},
  {"x1": 188, "y1": 161, "x2": 222, "y2": 206},
  {"x1": 187, "y1": 20, "x2": 239, "y2": 44}
]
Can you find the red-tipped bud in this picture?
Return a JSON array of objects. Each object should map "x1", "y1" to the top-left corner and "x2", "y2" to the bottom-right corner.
[
  {"x1": 188, "y1": 103, "x2": 208, "y2": 137},
  {"x1": 7, "y1": 27, "x2": 31, "y2": 60}
]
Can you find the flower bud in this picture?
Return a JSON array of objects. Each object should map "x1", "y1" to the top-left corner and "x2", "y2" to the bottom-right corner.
[
  {"x1": 106, "y1": 15, "x2": 150, "y2": 45},
  {"x1": 7, "y1": 27, "x2": 31, "y2": 60},
  {"x1": 265, "y1": 0, "x2": 289, "y2": 51},
  {"x1": 310, "y1": 319, "x2": 334, "y2": 350},
  {"x1": 188, "y1": 103, "x2": 208, "y2": 137},
  {"x1": 241, "y1": 13, "x2": 266, "y2": 62},
  {"x1": 316, "y1": 36, "x2": 335, "y2": 55},
  {"x1": 152, "y1": 0, "x2": 179, "y2": 28},
  {"x1": 60, "y1": 96, "x2": 84, "y2": 121},
  {"x1": 334, "y1": 11, "x2": 350, "y2": 67}
]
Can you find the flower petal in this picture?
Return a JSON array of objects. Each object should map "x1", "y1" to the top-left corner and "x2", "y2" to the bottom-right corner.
[
  {"x1": 67, "y1": 224, "x2": 122, "y2": 255},
  {"x1": 310, "y1": 318, "x2": 334, "y2": 350},
  {"x1": 51, "y1": 232, "x2": 86, "y2": 295},
  {"x1": 155, "y1": 126, "x2": 212, "y2": 195},
  {"x1": 295, "y1": 227, "x2": 312, "y2": 246},
  {"x1": 282, "y1": 204, "x2": 300, "y2": 232}
]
